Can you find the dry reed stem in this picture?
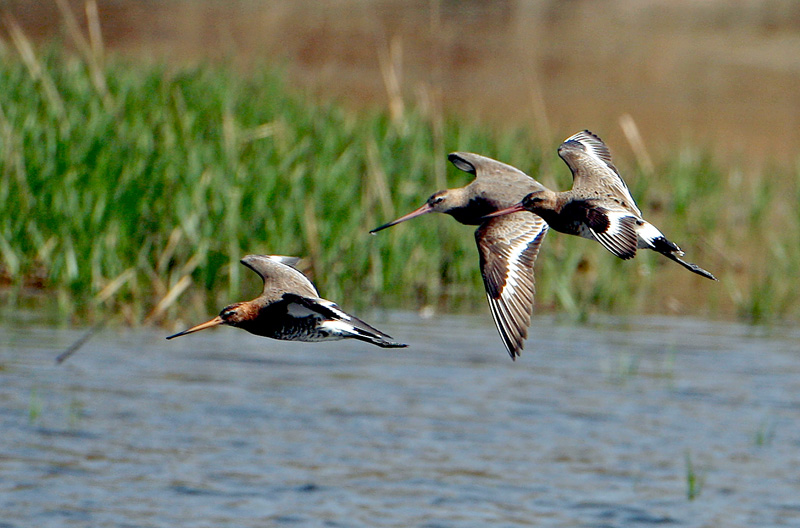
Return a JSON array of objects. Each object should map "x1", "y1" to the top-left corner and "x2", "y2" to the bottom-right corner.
[
  {"x1": 179, "y1": 253, "x2": 203, "y2": 278},
  {"x1": 156, "y1": 228, "x2": 183, "y2": 274},
  {"x1": 85, "y1": 0, "x2": 113, "y2": 110},
  {"x1": 55, "y1": 0, "x2": 112, "y2": 109},
  {"x1": 302, "y1": 203, "x2": 322, "y2": 274},
  {"x1": 428, "y1": 86, "x2": 446, "y2": 190},
  {"x1": 85, "y1": 0, "x2": 104, "y2": 66},
  {"x1": 365, "y1": 138, "x2": 395, "y2": 220},
  {"x1": 619, "y1": 113, "x2": 655, "y2": 176},
  {"x1": 378, "y1": 36, "x2": 405, "y2": 129},
  {"x1": 222, "y1": 110, "x2": 238, "y2": 161},
  {"x1": 145, "y1": 274, "x2": 193, "y2": 323},
  {"x1": 528, "y1": 73, "x2": 553, "y2": 155},
  {"x1": 95, "y1": 268, "x2": 136, "y2": 304},
  {"x1": 239, "y1": 122, "x2": 281, "y2": 144},
  {"x1": 4, "y1": 16, "x2": 66, "y2": 121},
  {"x1": 0, "y1": 101, "x2": 30, "y2": 197},
  {"x1": 0, "y1": 234, "x2": 20, "y2": 275},
  {"x1": 54, "y1": 0, "x2": 92, "y2": 58}
]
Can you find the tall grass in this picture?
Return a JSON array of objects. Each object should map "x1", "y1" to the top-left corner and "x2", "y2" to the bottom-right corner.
[{"x1": 1, "y1": 36, "x2": 798, "y2": 327}]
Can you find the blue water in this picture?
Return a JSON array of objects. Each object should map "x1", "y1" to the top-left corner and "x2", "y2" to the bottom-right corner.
[{"x1": 2, "y1": 313, "x2": 800, "y2": 527}]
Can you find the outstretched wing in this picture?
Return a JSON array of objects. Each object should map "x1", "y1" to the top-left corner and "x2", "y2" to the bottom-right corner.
[
  {"x1": 558, "y1": 130, "x2": 641, "y2": 216},
  {"x1": 240, "y1": 255, "x2": 319, "y2": 298},
  {"x1": 476, "y1": 213, "x2": 548, "y2": 359},
  {"x1": 448, "y1": 152, "x2": 548, "y2": 196},
  {"x1": 281, "y1": 293, "x2": 406, "y2": 347}
]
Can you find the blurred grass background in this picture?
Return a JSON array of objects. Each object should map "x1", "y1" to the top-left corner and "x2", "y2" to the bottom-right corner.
[{"x1": 1, "y1": 2, "x2": 798, "y2": 328}]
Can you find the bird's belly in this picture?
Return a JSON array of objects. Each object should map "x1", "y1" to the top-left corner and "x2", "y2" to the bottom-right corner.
[
  {"x1": 245, "y1": 316, "x2": 343, "y2": 342},
  {"x1": 552, "y1": 220, "x2": 595, "y2": 240}
]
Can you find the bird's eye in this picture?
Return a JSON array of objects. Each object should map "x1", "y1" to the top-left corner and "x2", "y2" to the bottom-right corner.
[
  {"x1": 433, "y1": 196, "x2": 444, "y2": 204},
  {"x1": 524, "y1": 193, "x2": 543, "y2": 205},
  {"x1": 220, "y1": 305, "x2": 238, "y2": 319}
]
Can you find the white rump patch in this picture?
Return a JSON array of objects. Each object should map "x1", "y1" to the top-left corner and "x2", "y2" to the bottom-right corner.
[{"x1": 635, "y1": 221, "x2": 665, "y2": 247}]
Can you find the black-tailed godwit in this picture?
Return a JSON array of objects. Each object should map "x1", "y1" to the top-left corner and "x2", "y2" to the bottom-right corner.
[
  {"x1": 166, "y1": 255, "x2": 407, "y2": 348},
  {"x1": 486, "y1": 130, "x2": 717, "y2": 281},
  {"x1": 371, "y1": 152, "x2": 549, "y2": 359}
]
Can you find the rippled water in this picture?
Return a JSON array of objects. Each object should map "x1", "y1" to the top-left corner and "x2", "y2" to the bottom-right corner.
[{"x1": 2, "y1": 313, "x2": 800, "y2": 527}]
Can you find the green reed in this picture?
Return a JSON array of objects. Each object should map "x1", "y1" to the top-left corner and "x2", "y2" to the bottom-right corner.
[{"x1": 1, "y1": 43, "x2": 798, "y2": 326}]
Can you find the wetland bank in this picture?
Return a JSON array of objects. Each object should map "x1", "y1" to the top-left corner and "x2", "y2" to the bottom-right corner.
[{"x1": 2, "y1": 1, "x2": 800, "y2": 323}]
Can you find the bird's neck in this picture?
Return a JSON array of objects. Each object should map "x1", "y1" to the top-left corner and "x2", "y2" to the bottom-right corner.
[
  {"x1": 526, "y1": 192, "x2": 571, "y2": 227},
  {"x1": 447, "y1": 196, "x2": 495, "y2": 225},
  {"x1": 228, "y1": 301, "x2": 262, "y2": 328}
]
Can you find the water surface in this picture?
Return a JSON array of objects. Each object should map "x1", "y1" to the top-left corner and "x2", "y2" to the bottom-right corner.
[{"x1": 2, "y1": 313, "x2": 800, "y2": 527}]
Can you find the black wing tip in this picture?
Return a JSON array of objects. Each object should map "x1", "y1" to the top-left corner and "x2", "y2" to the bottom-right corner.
[
  {"x1": 497, "y1": 322, "x2": 527, "y2": 360},
  {"x1": 508, "y1": 337, "x2": 525, "y2": 360},
  {"x1": 565, "y1": 129, "x2": 604, "y2": 144},
  {"x1": 447, "y1": 152, "x2": 477, "y2": 174},
  {"x1": 581, "y1": 129, "x2": 603, "y2": 141}
]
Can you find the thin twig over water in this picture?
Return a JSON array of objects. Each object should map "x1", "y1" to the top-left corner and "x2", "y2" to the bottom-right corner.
[{"x1": 55, "y1": 319, "x2": 108, "y2": 364}]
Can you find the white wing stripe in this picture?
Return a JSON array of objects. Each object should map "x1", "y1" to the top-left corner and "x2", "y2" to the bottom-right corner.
[
  {"x1": 482, "y1": 218, "x2": 547, "y2": 358},
  {"x1": 316, "y1": 299, "x2": 352, "y2": 320},
  {"x1": 605, "y1": 211, "x2": 634, "y2": 236}
]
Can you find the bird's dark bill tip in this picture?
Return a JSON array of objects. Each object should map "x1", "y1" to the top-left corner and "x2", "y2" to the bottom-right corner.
[
  {"x1": 165, "y1": 328, "x2": 194, "y2": 340},
  {"x1": 369, "y1": 203, "x2": 434, "y2": 234},
  {"x1": 369, "y1": 218, "x2": 404, "y2": 234},
  {"x1": 165, "y1": 316, "x2": 224, "y2": 340}
]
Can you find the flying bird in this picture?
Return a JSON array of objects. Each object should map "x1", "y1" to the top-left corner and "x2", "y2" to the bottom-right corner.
[
  {"x1": 167, "y1": 255, "x2": 407, "y2": 348},
  {"x1": 371, "y1": 152, "x2": 548, "y2": 359},
  {"x1": 486, "y1": 130, "x2": 717, "y2": 281}
]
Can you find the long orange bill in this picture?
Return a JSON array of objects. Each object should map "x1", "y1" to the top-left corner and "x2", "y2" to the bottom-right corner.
[
  {"x1": 370, "y1": 203, "x2": 434, "y2": 234},
  {"x1": 481, "y1": 202, "x2": 527, "y2": 220},
  {"x1": 166, "y1": 315, "x2": 224, "y2": 340}
]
